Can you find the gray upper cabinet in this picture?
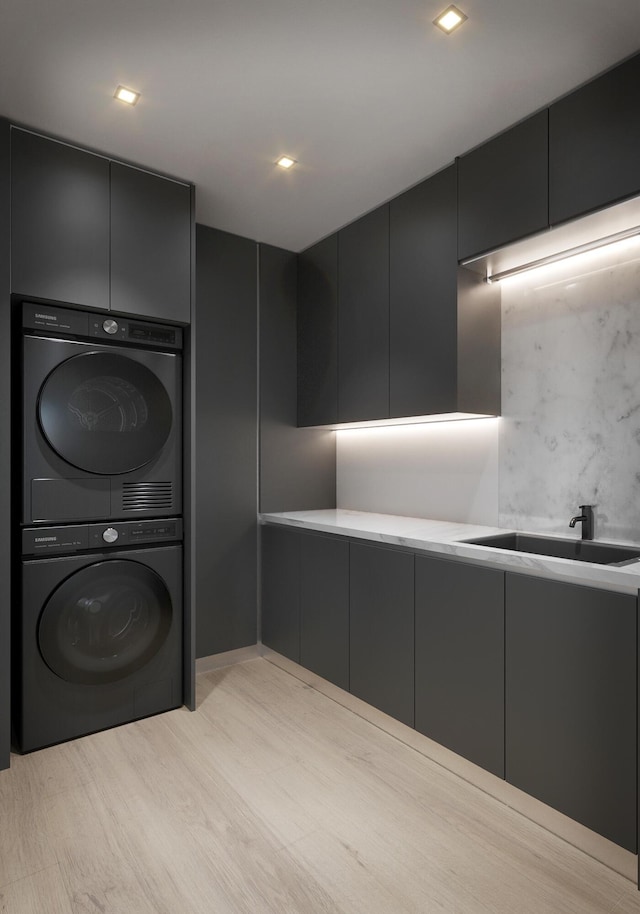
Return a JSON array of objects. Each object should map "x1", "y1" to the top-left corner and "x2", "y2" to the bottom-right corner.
[
  {"x1": 338, "y1": 204, "x2": 390, "y2": 423},
  {"x1": 389, "y1": 165, "x2": 457, "y2": 418},
  {"x1": 111, "y1": 163, "x2": 191, "y2": 323},
  {"x1": 457, "y1": 111, "x2": 549, "y2": 262},
  {"x1": 297, "y1": 234, "x2": 338, "y2": 427},
  {"x1": 549, "y1": 52, "x2": 640, "y2": 226},
  {"x1": 11, "y1": 129, "x2": 110, "y2": 309},
  {"x1": 11, "y1": 129, "x2": 191, "y2": 322}
]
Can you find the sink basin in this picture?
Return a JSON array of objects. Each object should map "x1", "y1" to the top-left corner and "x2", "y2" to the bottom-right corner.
[{"x1": 461, "y1": 533, "x2": 640, "y2": 566}]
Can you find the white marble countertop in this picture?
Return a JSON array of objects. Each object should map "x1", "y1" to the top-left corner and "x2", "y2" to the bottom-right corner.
[{"x1": 259, "y1": 509, "x2": 640, "y2": 596}]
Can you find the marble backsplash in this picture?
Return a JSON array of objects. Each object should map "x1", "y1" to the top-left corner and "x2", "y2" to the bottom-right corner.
[
  {"x1": 337, "y1": 236, "x2": 640, "y2": 543},
  {"x1": 499, "y1": 239, "x2": 640, "y2": 543}
]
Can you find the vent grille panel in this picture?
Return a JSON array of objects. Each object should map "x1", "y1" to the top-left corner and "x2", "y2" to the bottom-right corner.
[{"x1": 122, "y1": 482, "x2": 173, "y2": 512}]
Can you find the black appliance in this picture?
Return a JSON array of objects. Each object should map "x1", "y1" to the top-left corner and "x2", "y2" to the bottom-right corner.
[
  {"x1": 16, "y1": 518, "x2": 183, "y2": 752},
  {"x1": 22, "y1": 303, "x2": 182, "y2": 524}
]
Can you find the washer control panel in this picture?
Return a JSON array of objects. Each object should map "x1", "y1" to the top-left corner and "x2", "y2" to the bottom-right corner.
[{"x1": 22, "y1": 519, "x2": 183, "y2": 556}]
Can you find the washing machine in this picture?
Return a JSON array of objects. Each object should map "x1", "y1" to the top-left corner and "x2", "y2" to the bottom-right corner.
[
  {"x1": 21, "y1": 302, "x2": 182, "y2": 524},
  {"x1": 16, "y1": 518, "x2": 183, "y2": 752}
]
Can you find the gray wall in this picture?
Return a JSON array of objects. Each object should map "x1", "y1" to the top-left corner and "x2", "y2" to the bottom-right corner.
[{"x1": 259, "y1": 243, "x2": 336, "y2": 513}]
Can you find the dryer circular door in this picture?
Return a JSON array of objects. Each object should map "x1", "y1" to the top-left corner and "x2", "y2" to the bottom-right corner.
[
  {"x1": 37, "y1": 351, "x2": 173, "y2": 475},
  {"x1": 38, "y1": 560, "x2": 173, "y2": 685}
]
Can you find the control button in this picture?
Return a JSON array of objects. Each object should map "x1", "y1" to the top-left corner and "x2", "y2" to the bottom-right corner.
[
  {"x1": 102, "y1": 319, "x2": 119, "y2": 335},
  {"x1": 102, "y1": 527, "x2": 119, "y2": 544}
]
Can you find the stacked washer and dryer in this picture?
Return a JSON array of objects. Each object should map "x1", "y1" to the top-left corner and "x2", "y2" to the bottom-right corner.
[{"x1": 16, "y1": 302, "x2": 184, "y2": 752}]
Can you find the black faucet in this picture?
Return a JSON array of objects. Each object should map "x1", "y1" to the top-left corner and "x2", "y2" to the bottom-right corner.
[{"x1": 569, "y1": 505, "x2": 594, "y2": 540}]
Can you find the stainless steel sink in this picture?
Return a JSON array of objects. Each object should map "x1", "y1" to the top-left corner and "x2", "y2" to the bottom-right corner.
[{"x1": 461, "y1": 532, "x2": 640, "y2": 566}]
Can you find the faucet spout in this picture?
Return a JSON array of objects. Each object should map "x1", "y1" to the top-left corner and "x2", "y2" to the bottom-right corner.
[{"x1": 569, "y1": 505, "x2": 594, "y2": 540}]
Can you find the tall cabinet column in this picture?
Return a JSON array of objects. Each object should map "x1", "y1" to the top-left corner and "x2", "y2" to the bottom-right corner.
[
  {"x1": 0, "y1": 120, "x2": 10, "y2": 770},
  {"x1": 195, "y1": 225, "x2": 258, "y2": 657}
]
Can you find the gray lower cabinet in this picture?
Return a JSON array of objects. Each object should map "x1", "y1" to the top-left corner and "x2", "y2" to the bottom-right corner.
[
  {"x1": 300, "y1": 532, "x2": 349, "y2": 691},
  {"x1": 261, "y1": 525, "x2": 349, "y2": 688},
  {"x1": 261, "y1": 525, "x2": 300, "y2": 663},
  {"x1": 505, "y1": 572, "x2": 637, "y2": 852},
  {"x1": 349, "y1": 542, "x2": 414, "y2": 727},
  {"x1": 415, "y1": 556, "x2": 505, "y2": 778}
]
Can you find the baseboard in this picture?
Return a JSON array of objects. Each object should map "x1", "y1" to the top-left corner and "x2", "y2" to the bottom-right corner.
[{"x1": 195, "y1": 644, "x2": 261, "y2": 673}]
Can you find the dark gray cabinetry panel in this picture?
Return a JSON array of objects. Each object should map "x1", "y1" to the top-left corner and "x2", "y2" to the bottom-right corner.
[
  {"x1": 297, "y1": 234, "x2": 338, "y2": 427},
  {"x1": 260, "y1": 243, "x2": 336, "y2": 513},
  {"x1": 111, "y1": 162, "x2": 191, "y2": 322},
  {"x1": 0, "y1": 120, "x2": 10, "y2": 769},
  {"x1": 300, "y1": 532, "x2": 349, "y2": 691},
  {"x1": 505, "y1": 573, "x2": 636, "y2": 851},
  {"x1": 11, "y1": 129, "x2": 110, "y2": 309},
  {"x1": 338, "y1": 205, "x2": 390, "y2": 422},
  {"x1": 194, "y1": 225, "x2": 257, "y2": 658},
  {"x1": 549, "y1": 53, "x2": 640, "y2": 225},
  {"x1": 349, "y1": 542, "x2": 414, "y2": 726},
  {"x1": 261, "y1": 525, "x2": 300, "y2": 662},
  {"x1": 458, "y1": 111, "x2": 549, "y2": 261},
  {"x1": 389, "y1": 166, "x2": 457, "y2": 417},
  {"x1": 415, "y1": 556, "x2": 504, "y2": 778}
]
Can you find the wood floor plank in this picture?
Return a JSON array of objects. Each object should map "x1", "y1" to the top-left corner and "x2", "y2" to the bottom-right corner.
[
  {"x1": 0, "y1": 864, "x2": 73, "y2": 914},
  {"x1": 1, "y1": 658, "x2": 638, "y2": 913}
]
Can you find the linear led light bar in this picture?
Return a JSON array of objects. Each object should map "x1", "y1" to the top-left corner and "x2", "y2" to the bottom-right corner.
[
  {"x1": 483, "y1": 224, "x2": 640, "y2": 283},
  {"x1": 326, "y1": 412, "x2": 494, "y2": 430}
]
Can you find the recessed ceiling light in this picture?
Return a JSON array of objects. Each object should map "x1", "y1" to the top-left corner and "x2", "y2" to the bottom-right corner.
[
  {"x1": 434, "y1": 5, "x2": 468, "y2": 33},
  {"x1": 275, "y1": 155, "x2": 296, "y2": 170},
  {"x1": 114, "y1": 85, "x2": 140, "y2": 106}
]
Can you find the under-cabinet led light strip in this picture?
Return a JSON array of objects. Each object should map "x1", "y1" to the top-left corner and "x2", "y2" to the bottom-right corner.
[{"x1": 479, "y1": 224, "x2": 640, "y2": 283}]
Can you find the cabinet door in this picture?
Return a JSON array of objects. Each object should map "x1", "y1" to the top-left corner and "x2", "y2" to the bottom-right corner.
[
  {"x1": 338, "y1": 205, "x2": 389, "y2": 422},
  {"x1": 261, "y1": 525, "x2": 300, "y2": 662},
  {"x1": 350, "y1": 542, "x2": 414, "y2": 726},
  {"x1": 297, "y1": 234, "x2": 338, "y2": 427},
  {"x1": 11, "y1": 129, "x2": 110, "y2": 308},
  {"x1": 389, "y1": 166, "x2": 457, "y2": 418},
  {"x1": 505, "y1": 573, "x2": 636, "y2": 851},
  {"x1": 300, "y1": 532, "x2": 349, "y2": 690},
  {"x1": 458, "y1": 111, "x2": 549, "y2": 261},
  {"x1": 549, "y1": 53, "x2": 640, "y2": 225},
  {"x1": 415, "y1": 556, "x2": 504, "y2": 777},
  {"x1": 195, "y1": 226, "x2": 257, "y2": 658},
  {"x1": 111, "y1": 162, "x2": 191, "y2": 322}
]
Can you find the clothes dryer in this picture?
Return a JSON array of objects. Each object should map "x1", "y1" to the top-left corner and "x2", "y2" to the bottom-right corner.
[{"x1": 22, "y1": 303, "x2": 182, "y2": 524}]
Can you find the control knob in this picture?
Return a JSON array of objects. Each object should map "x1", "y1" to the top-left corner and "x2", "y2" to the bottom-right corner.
[
  {"x1": 102, "y1": 527, "x2": 119, "y2": 544},
  {"x1": 102, "y1": 319, "x2": 119, "y2": 335}
]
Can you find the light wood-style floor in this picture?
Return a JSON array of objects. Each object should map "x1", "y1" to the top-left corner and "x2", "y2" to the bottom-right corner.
[{"x1": 1, "y1": 657, "x2": 640, "y2": 913}]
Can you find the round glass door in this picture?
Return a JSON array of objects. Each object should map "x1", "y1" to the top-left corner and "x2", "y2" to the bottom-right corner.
[
  {"x1": 38, "y1": 560, "x2": 173, "y2": 685},
  {"x1": 38, "y1": 351, "x2": 173, "y2": 475}
]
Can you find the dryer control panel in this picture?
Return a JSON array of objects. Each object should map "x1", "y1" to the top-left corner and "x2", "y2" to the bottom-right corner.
[
  {"x1": 22, "y1": 302, "x2": 183, "y2": 350},
  {"x1": 22, "y1": 518, "x2": 183, "y2": 556}
]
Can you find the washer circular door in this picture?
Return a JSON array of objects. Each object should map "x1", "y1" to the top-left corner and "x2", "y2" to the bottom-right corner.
[
  {"x1": 38, "y1": 560, "x2": 173, "y2": 685},
  {"x1": 38, "y1": 351, "x2": 173, "y2": 475}
]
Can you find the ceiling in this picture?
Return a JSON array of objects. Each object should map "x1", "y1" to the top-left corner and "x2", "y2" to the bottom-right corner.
[{"x1": 1, "y1": 1, "x2": 639, "y2": 253}]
